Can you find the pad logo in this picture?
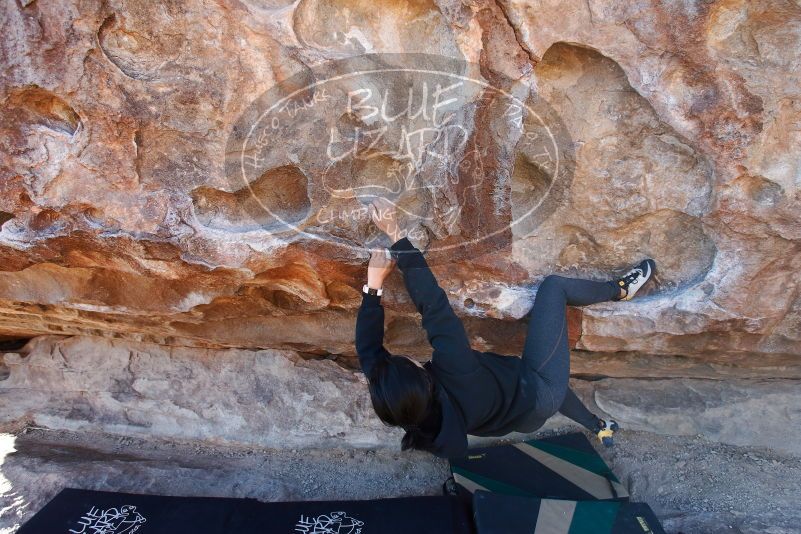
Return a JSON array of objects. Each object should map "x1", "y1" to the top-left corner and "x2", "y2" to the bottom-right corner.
[
  {"x1": 636, "y1": 515, "x2": 653, "y2": 533},
  {"x1": 294, "y1": 510, "x2": 364, "y2": 533},
  {"x1": 69, "y1": 505, "x2": 146, "y2": 534}
]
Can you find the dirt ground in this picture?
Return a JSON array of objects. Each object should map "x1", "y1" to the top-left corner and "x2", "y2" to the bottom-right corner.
[{"x1": 1, "y1": 426, "x2": 799, "y2": 533}]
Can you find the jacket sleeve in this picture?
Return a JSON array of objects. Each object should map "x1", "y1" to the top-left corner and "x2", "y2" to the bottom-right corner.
[
  {"x1": 355, "y1": 291, "x2": 392, "y2": 378},
  {"x1": 431, "y1": 436, "x2": 469, "y2": 459},
  {"x1": 390, "y1": 237, "x2": 480, "y2": 375}
]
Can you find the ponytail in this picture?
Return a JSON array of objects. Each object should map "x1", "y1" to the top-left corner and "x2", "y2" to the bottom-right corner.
[
  {"x1": 368, "y1": 355, "x2": 442, "y2": 452},
  {"x1": 400, "y1": 397, "x2": 442, "y2": 452}
]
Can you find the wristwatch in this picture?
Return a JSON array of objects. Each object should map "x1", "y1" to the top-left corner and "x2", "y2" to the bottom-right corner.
[{"x1": 362, "y1": 284, "x2": 383, "y2": 297}]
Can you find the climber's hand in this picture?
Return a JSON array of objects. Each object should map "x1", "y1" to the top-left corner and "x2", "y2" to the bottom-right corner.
[
  {"x1": 369, "y1": 198, "x2": 402, "y2": 242},
  {"x1": 367, "y1": 248, "x2": 396, "y2": 289}
]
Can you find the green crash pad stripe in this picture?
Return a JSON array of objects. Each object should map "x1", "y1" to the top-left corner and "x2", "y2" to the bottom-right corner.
[
  {"x1": 451, "y1": 466, "x2": 536, "y2": 497},
  {"x1": 568, "y1": 500, "x2": 620, "y2": 533},
  {"x1": 512, "y1": 443, "x2": 628, "y2": 499},
  {"x1": 525, "y1": 440, "x2": 616, "y2": 479}
]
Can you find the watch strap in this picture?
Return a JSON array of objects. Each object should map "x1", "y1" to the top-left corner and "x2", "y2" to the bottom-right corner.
[{"x1": 362, "y1": 284, "x2": 383, "y2": 297}]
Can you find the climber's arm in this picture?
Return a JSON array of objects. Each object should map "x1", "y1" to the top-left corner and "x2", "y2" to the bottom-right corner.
[
  {"x1": 355, "y1": 248, "x2": 396, "y2": 377},
  {"x1": 390, "y1": 237, "x2": 480, "y2": 375},
  {"x1": 355, "y1": 292, "x2": 392, "y2": 378}
]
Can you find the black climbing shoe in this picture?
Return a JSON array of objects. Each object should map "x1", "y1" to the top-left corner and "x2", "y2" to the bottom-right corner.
[{"x1": 613, "y1": 259, "x2": 656, "y2": 301}]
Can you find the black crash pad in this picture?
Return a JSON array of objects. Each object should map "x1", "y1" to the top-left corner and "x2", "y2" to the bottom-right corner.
[{"x1": 18, "y1": 487, "x2": 474, "y2": 534}]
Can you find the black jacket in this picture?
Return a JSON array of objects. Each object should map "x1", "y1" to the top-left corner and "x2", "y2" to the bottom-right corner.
[{"x1": 356, "y1": 237, "x2": 540, "y2": 458}]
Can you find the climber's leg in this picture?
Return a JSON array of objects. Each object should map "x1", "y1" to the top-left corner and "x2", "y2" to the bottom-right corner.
[
  {"x1": 556, "y1": 386, "x2": 620, "y2": 445},
  {"x1": 520, "y1": 275, "x2": 619, "y2": 418},
  {"x1": 557, "y1": 387, "x2": 601, "y2": 431}
]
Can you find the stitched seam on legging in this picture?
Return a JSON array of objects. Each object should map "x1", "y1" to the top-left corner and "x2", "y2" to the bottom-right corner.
[{"x1": 535, "y1": 312, "x2": 566, "y2": 373}]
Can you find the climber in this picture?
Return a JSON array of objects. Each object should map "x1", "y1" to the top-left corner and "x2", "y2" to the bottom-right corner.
[{"x1": 355, "y1": 197, "x2": 656, "y2": 459}]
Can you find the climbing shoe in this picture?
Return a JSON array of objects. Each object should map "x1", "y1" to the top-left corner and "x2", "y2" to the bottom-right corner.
[
  {"x1": 596, "y1": 419, "x2": 619, "y2": 448},
  {"x1": 612, "y1": 258, "x2": 656, "y2": 301}
]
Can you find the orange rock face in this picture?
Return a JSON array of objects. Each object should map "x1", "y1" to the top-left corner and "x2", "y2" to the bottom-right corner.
[{"x1": 0, "y1": 0, "x2": 799, "y2": 364}]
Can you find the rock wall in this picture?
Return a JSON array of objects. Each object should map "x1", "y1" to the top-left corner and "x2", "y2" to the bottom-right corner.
[
  {"x1": 1, "y1": 1, "x2": 800, "y2": 363},
  {"x1": 1, "y1": 336, "x2": 390, "y2": 448},
  {"x1": 3, "y1": 335, "x2": 801, "y2": 455}
]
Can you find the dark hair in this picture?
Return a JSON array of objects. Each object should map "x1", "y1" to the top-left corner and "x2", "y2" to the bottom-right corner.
[{"x1": 368, "y1": 355, "x2": 442, "y2": 452}]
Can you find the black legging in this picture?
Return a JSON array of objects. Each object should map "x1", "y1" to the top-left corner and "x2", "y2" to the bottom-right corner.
[{"x1": 520, "y1": 274, "x2": 620, "y2": 431}]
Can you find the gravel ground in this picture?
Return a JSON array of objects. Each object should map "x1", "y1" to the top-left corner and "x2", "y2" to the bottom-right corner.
[
  {"x1": 1, "y1": 426, "x2": 799, "y2": 533},
  {"x1": 602, "y1": 431, "x2": 801, "y2": 533}
]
